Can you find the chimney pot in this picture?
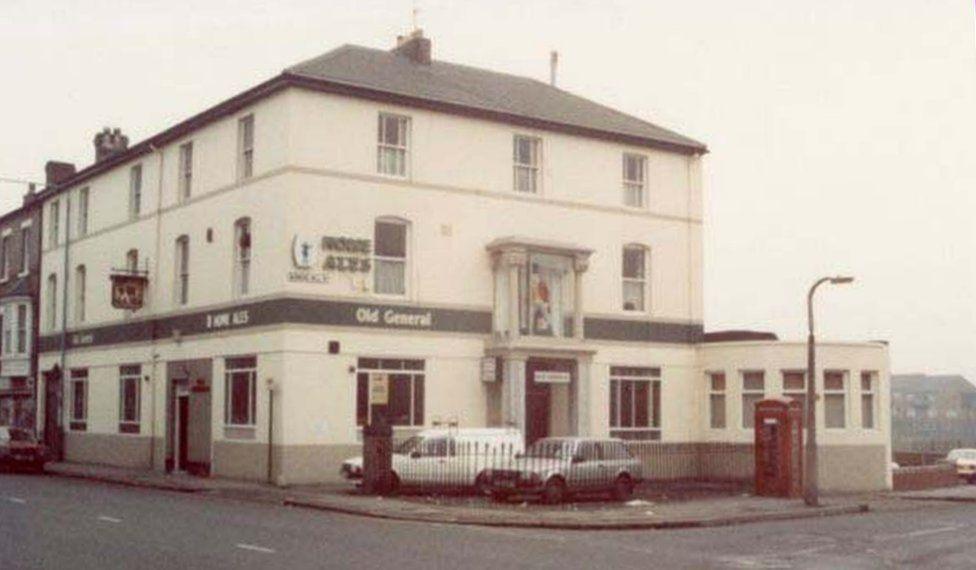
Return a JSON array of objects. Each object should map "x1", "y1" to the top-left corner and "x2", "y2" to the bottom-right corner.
[
  {"x1": 550, "y1": 51, "x2": 559, "y2": 86},
  {"x1": 391, "y1": 29, "x2": 431, "y2": 65},
  {"x1": 94, "y1": 127, "x2": 129, "y2": 162}
]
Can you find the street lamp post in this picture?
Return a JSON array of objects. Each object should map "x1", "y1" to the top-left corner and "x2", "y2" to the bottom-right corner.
[{"x1": 804, "y1": 275, "x2": 854, "y2": 507}]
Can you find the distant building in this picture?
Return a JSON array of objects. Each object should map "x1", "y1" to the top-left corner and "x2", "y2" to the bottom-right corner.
[{"x1": 891, "y1": 374, "x2": 976, "y2": 451}]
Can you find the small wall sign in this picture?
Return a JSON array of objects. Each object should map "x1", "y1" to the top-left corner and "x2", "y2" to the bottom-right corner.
[
  {"x1": 109, "y1": 274, "x2": 148, "y2": 310},
  {"x1": 369, "y1": 373, "x2": 389, "y2": 405}
]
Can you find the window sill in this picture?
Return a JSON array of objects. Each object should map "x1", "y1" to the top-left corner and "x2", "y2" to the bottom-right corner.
[
  {"x1": 69, "y1": 421, "x2": 87, "y2": 431},
  {"x1": 16, "y1": 271, "x2": 28, "y2": 279},
  {"x1": 224, "y1": 425, "x2": 257, "y2": 440},
  {"x1": 119, "y1": 423, "x2": 141, "y2": 434}
]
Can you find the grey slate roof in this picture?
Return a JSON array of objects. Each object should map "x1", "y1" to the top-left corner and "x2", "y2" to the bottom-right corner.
[
  {"x1": 286, "y1": 45, "x2": 706, "y2": 153},
  {"x1": 892, "y1": 374, "x2": 976, "y2": 394}
]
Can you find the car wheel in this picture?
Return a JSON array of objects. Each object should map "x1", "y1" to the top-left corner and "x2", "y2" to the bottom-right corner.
[
  {"x1": 613, "y1": 475, "x2": 634, "y2": 501},
  {"x1": 543, "y1": 478, "x2": 566, "y2": 505},
  {"x1": 474, "y1": 473, "x2": 491, "y2": 497}
]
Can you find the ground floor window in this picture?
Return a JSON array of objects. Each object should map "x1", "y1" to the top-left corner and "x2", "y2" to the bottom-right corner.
[
  {"x1": 224, "y1": 356, "x2": 257, "y2": 427},
  {"x1": 741, "y1": 371, "x2": 765, "y2": 429},
  {"x1": 782, "y1": 370, "x2": 807, "y2": 418},
  {"x1": 707, "y1": 371, "x2": 726, "y2": 429},
  {"x1": 356, "y1": 358, "x2": 424, "y2": 427},
  {"x1": 119, "y1": 365, "x2": 141, "y2": 434},
  {"x1": 861, "y1": 371, "x2": 878, "y2": 429},
  {"x1": 608, "y1": 366, "x2": 661, "y2": 440},
  {"x1": 824, "y1": 370, "x2": 847, "y2": 429},
  {"x1": 70, "y1": 368, "x2": 88, "y2": 431}
]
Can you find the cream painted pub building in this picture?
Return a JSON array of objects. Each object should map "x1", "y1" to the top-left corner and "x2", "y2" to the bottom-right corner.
[{"x1": 35, "y1": 32, "x2": 891, "y2": 490}]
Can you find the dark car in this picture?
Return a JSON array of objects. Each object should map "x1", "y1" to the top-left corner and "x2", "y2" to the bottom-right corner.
[{"x1": 0, "y1": 426, "x2": 48, "y2": 473}]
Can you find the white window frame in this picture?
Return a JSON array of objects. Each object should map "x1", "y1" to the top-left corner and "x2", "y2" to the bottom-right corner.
[
  {"x1": 622, "y1": 153, "x2": 646, "y2": 208},
  {"x1": 622, "y1": 244, "x2": 648, "y2": 312},
  {"x1": 233, "y1": 218, "x2": 251, "y2": 298},
  {"x1": 741, "y1": 370, "x2": 765, "y2": 429},
  {"x1": 19, "y1": 221, "x2": 31, "y2": 277},
  {"x1": 376, "y1": 113, "x2": 410, "y2": 178},
  {"x1": 175, "y1": 235, "x2": 189, "y2": 306},
  {"x1": 707, "y1": 371, "x2": 727, "y2": 429},
  {"x1": 513, "y1": 135, "x2": 541, "y2": 194},
  {"x1": 70, "y1": 369, "x2": 88, "y2": 425},
  {"x1": 119, "y1": 365, "x2": 142, "y2": 429},
  {"x1": 823, "y1": 370, "x2": 848, "y2": 429},
  {"x1": 48, "y1": 200, "x2": 59, "y2": 248},
  {"x1": 74, "y1": 264, "x2": 86, "y2": 324},
  {"x1": 129, "y1": 164, "x2": 143, "y2": 220},
  {"x1": 224, "y1": 357, "x2": 257, "y2": 427},
  {"x1": 14, "y1": 303, "x2": 26, "y2": 355},
  {"x1": 78, "y1": 187, "x2": 89, "y2": 237},
  {"x1": 238, "y1": 115, "x2": 254, "y2": 180},
  {"x1": 781, "y1": 370, "x2": 807, "y2": 417},
  {"x1": 608, "y1": 366, "x2": 662, "y2": 440},
  {"x1": 356, "y1": 358, "x2": 425, "y2": 427},
  {"x1": 372, "y1": 217, "x2": 409, "y2": 297},
  {"x1": 178, "y1": 142, "x2": 193, "y2": 201},
  {"x1": 860, "y1": 371, "x2": 878, "y2": 430}
]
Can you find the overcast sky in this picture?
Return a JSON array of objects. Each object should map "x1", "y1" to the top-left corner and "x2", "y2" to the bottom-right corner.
[{"x1": 1, "y1": 0, "x2": 974, "y2": 379}]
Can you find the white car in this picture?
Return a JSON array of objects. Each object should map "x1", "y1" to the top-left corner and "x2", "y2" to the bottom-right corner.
[
  {"x1": 945, "y1": 449, "x2": 976, "y2": 482},
  {"x1": 340, "y1": 427, "x2": 523, "y2": 493}
]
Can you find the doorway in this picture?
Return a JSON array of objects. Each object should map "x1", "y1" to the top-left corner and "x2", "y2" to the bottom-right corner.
[
  {"x1": 174, "y1": 387, "x2": 189, "y2": 473},
  {"x1": 166, "y1": 359, "x2": 212, "y2": 476},
  {"x1": 525, "y1": 358, "x2": 576, "y2": 445}
]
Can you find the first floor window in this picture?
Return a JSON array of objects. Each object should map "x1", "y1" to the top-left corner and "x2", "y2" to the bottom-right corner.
[
  {"x1": 233, "y1": 218, "x2": 251, "y2": 297},
  {"x1": 824, "y1": 370, "x2": 847, "y2": 428},
  {"x1": 622, "y1": 245, "x2": 647, "y2": 311},
  {"x1": 608, "y1": 366, "x2": 661, "y2": 440},
  {"x1": 70, "y1": 369, "x2": 88, "y2": 430},
  {"x1": 741, "y1": 371, "x2": 765, "y2": 428},
  {"x1": 782, "y1": 370, "x2": 807, "y2": 418},
  {"x1": 129, "y1": 164, "x2": 143, "y2": 219},
  {"x1": 373, "y1": 218, "x2": 407, "y2": 295},
  {"x1": 74, "y1": 265, "x2": 86, "y2": 324},
  {"x1": 224, "y1": 356, "x2": 257, "y2": 426},
  {"x1": 15, "y1": 304, "x2": 26, "y2": 354},
  {"x1": 238, "y1": 115, "x2": 254, "y2": 180},
  {"x1": 513, "y1": 135, "x2": 541, "y2": 193},
  {"x1": 175, "y1": 236, "x2": 189, "y2": 305},
  {"x1": 356, "y1": 358, "x2": 425, "y2": 427},
  {"x1": 861, "y1": 371, "x2": 878, "y2": 429},
  {"x1": 46, "y1": 274, "x2": 57, "y2": 331},
  {"x1": 377, "y1": 113, "x2": 410, "y2": 177},
  {"x1": 708, "y1": 371, "x2": 726, "y2": 429},
  {"x1": 623, "y1": 153, "x2": 646, "y2": 207},
  {"x1": 119, "y1": 365, "x2": 141, "y2": 433}
]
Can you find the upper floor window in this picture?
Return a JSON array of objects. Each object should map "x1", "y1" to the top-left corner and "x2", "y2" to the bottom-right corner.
[
  {"x1": 523, "y1": 253, "x2": 574, "y2": 337},
  {"x1": 78, "y1": 187, "x2": 89, "y2": 237},
  {"x1": 622, "y1": 245, "x2": 647, "y2": 312},
  {"x1": 373, "y1": 218, "x2": 408, "y2": 296},
  {"x1": 0, "y1": 232, "x2": 10, "y2": 281},
  {"x1": 19, "y1": 225, "x2": 30, "y2": 275},
  {"x1": 377, "y1": 113, "x2": 410, "y2": 177},
  {"x1": 175, "y1": 235, "x2": 189, "y2": 306},
  {"x1": 74, "y1": 265, "x2": 86, "y2": 324},
  {"x1": 46, "y1": 274, "x2": 57, "y2": 331},
  {"x1": 238, "y1": 115, "x2": 254, "y2": 180},
  {"x1": 178, "y1": 142, "x2": 193, "y2": 201},
  {"x1": 623, "y1": 153, "x2": 646, "y2": 208},
  {"x1": 233, "y1": 218, "x2": 251, "y2": 297},
  {"x1": 48, "y1": 200, "x2": 59, "y2": 248},
  {"x1": 513, "y1": 135, "x2": 541, "y2": 193},
  {"x1": 15, "y1": 304, "x2": 26, "y2": 354},
  {"x1": 129, "y1": 164, "x2": 143, "y2": 220}
]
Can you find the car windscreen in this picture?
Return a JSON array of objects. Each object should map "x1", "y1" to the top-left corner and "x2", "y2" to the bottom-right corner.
[{"x1": 523, "y1": 440, "x2": 572, "y2": 459}]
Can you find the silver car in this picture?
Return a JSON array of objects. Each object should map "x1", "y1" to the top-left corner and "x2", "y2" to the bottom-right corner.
[{"x1": 485, "y1": 437, "x2": 642, "y2": 504}]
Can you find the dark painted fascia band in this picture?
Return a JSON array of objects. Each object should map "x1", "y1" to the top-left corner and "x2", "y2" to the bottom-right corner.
[{"x1": 37, "y1": 297, "x2": 703, "y2": 353}]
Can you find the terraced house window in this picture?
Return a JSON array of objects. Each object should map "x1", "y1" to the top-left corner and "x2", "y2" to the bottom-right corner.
[
  {"x1": 46, "y1": 274, "x2": 57, "y2": 331},
  {"x1": 233, "y1": 218, "x2": 251, "y2": 297},
  {"x1": 15, "y1": 304, "x2": 25, "y2": 354},
  {"x1": 824, "y1": 370, "x2": 847, "y2": 429},
  {"x1": 708, "y1": 371, "x2": 726, "y2": 429},
  {"x1": 622, "y1": 245, "x2": 647, "y2": 312},
  {"x1": 224, "y1": 356, "x2": 257, "y2": 427},
  {"x1": 741, "y1": 371, "x2": 765, "y2": 428},
  {"x1": 129, "y1": 164, "x2": 142, "y2": 219},
  {"x1": 608, "y1": 366, "x2": 661, "y2": 441},
  {"x1": 70, "y1": 369, "x2": 88, "y2": 431},
  {"x1": 119, "y1": 365, "x2": 141, "y2": 434},
  {"x1": 238, "y1": 115, "x2": 254, "y2": 180},
  {"x1": 48, "y1": 200, "x2": 59, "y2": 248},
  {"x1": 19, "y1": 225, "x2": 30, "y2": 274},
  {"x1": 0, "y1": 232, "x2": 10, "y2": 280},
  {"x1": 373, "y1": 218, "x2": 408, "y2": 296},
  {"x1": 178, "y1": 142, "x2": 193, "y2": 201},
  {"x1": 377, "y1": 113, "x2": 410, "y2": 177},
  {"x1": 623, "y1": 153, "x2": 646, "y2": 207},
  {"x1": 74, "y1": 265, "x2": 86, "y2": 324},
  {"x1": 175, "y1": 235, "x2": 189, "y2": 305},
  {"x1": 861, "y1": 371, "x2": 878, "y2": 429},
  {"x1": 78, "y1": 187, "x2": 89, "y2": 236},
  {"x1": 356, "y1": 358, "x2": 425, "y2": 427},
  {"x1": 513, "y1": 135, "x2": 541, "y2": 193}
]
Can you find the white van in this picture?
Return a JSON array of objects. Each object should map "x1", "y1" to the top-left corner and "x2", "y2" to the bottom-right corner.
[{"x1": 340, "y1": 427, "x2": 523, "y2": 493}]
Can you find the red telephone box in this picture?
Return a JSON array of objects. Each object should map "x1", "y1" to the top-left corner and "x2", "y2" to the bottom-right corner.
[{"x1": 754, "y1": 397, "x2": 804, "y2": 498}]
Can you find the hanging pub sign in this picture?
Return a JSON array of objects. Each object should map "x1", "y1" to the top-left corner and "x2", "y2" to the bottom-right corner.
[{"x1": 110, "y1": 273, "x2": 149, "y2": 310}]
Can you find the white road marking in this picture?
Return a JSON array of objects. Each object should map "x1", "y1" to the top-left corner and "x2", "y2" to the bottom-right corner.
[
  {"x1": 6, "y1": 497, "x2": 27, "y2": 504},
  {"x1": 905, "y1": 525, "x2": 964, "y2": 538},
  {"x1": 97, "y1": 516, "x2": 122, "y2": 523},
  {"x1": 235, "y1": 543, "x2": 276, "y2": 554}
]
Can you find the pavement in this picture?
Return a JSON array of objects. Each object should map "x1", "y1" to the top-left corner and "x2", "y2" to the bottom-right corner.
[
  {"x1": 896, "y1": 483, "x2": 976, "y2": 503},
  {"x1": 41, "y1": 461, "x2": 877, "y2": 530},
  {"x1": 4, "y1": 472, "x2": 976, "y2": 569}
]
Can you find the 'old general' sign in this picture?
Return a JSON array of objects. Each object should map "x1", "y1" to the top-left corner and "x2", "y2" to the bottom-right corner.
[{"x1": 109, "y1": 274, "x2": 148, "y2": 310}]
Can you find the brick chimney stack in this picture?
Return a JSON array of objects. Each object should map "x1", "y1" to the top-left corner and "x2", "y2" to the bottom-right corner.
[
  {"x1": 94, "y1": 127, "x2": 129, "y2": 162},
  {"x1": 391, "y1": 29, "x2": 431, "y2": 65},
  {"x1": 45, "y1": 160, "x2": 77, "y2": 187}
]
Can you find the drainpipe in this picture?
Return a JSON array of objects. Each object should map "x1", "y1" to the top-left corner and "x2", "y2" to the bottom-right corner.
[
  {"x1": 266, "y1": 378, "x2": 275, "y2": 484},
  {"x1": 148, "y1": 142, "x2": 165, "y2": 471},
  {"x1": 58, "y1": 190, "x2": 72, "y2": 456}
]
